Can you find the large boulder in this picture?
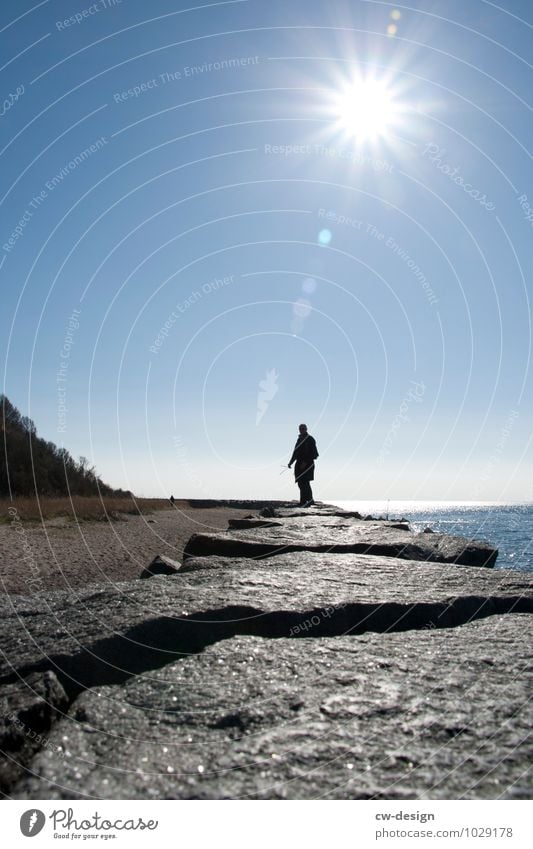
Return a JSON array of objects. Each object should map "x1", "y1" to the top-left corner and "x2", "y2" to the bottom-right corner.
[
  {"x1": 184, "y1": 518, "x2": 498, "y2": 568},
  {"x1": 10, "y1": 617, "x2": 532, "y2": 800},
  {"x1": 1, "y1": 553, "x2": 529, "y2": 695}
]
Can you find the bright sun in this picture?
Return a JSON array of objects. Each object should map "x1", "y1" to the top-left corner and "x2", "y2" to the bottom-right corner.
[{"x1": 334, "y1": 78, "x2": 397, "y2": 141}]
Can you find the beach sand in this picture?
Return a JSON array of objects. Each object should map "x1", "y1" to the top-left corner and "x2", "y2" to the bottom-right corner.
[{"x1": 0, "y1": 505, "x2": 253, "y2": 596}]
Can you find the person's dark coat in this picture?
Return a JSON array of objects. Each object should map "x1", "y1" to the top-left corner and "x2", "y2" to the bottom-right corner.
[{"x1": 289, "y1": 433, "x2": 318, "y2": 482}]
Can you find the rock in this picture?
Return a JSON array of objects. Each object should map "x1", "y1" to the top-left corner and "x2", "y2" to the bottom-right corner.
[
  {"x1": 227, "y1": 518, "x2": 282, "y2": 530},
  {"x1": 0, "y1": 670, "x2": 68, "y2": 793},
  {"x1": 10, "y1": 617, "x2": 532, "y2": 799},
  {"x1": 1, "y1": 552, "x2": 529, "y2": 695},
  {"x1": 140, "y1": 554, "x2": 181, "y2": 579},
  {"x1": 274, "y1": 506, "x2": 360, "y2": 518},
  {"x1": 184, "y1": 516, "x2": 498, "y2": 568},
  {"x1": 0, "y1": 502, "x2": 523, "y2": 799},
  {"x1": 259, "y1": 506, "x2": 279, "y2": 518}
]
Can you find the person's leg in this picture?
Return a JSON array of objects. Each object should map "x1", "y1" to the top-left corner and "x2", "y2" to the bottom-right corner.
[
  {"x1": 297, "y1": 480, "x2": 305, "y2": 506},
  {"x1": 302, "y1": 480, "x2": 313, "y2": 506}
]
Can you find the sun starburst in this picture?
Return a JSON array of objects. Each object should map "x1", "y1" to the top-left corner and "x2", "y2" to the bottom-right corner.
[{"x1": 333, "y1": 77, "x2": 398, "y2": 141}]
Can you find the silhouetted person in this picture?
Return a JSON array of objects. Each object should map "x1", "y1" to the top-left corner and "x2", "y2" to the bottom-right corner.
[
  {"x1": 288, "y1": 423, "x2": 318, "y2": 507},
  {"x1": 170, "y1": 495, "x2": 175, "y2": 505}
]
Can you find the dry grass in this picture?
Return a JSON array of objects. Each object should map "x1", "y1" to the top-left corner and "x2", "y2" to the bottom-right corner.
[{"x1": 0, "y1": 495, "x2": 184, "y2": 523}]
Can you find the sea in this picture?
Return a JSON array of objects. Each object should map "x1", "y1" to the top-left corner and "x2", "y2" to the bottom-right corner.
[{"x1": 330, "y1": 501, "x2": 533, "y2": 573}]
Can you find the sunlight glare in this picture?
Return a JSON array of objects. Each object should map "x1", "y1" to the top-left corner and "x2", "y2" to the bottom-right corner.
[{"x1": 334, "y1": 79, "x2": 396, "y2": 141}]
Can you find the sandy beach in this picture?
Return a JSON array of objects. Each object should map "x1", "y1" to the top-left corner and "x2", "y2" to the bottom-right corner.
[{"x1": 0, "y1": 505, "x2": 253, "y2": 596}]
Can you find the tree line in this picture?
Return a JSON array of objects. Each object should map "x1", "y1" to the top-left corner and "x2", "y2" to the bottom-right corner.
[{"x1": 0, "y1": 395, "x2": 128, "y2": 498}]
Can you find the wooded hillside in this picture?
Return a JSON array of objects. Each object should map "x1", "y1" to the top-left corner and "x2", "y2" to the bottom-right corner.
[{"x1": 0, "y1": 395, "x2": 125, "y2": 498}]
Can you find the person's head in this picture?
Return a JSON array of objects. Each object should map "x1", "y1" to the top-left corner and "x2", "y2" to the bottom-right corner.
[{"x1": 298, "y1": 423, "x2": 308, "y2": 434}]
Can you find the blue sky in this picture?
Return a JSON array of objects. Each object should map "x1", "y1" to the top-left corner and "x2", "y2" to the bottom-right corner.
[{"x1": 1, "y1": 0, "x2": 532, "y2": 500}]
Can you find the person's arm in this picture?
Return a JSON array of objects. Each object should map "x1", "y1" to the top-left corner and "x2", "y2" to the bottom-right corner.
[{"x1": 288, "y1": 439, "x2": 300, "y2": 467}]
